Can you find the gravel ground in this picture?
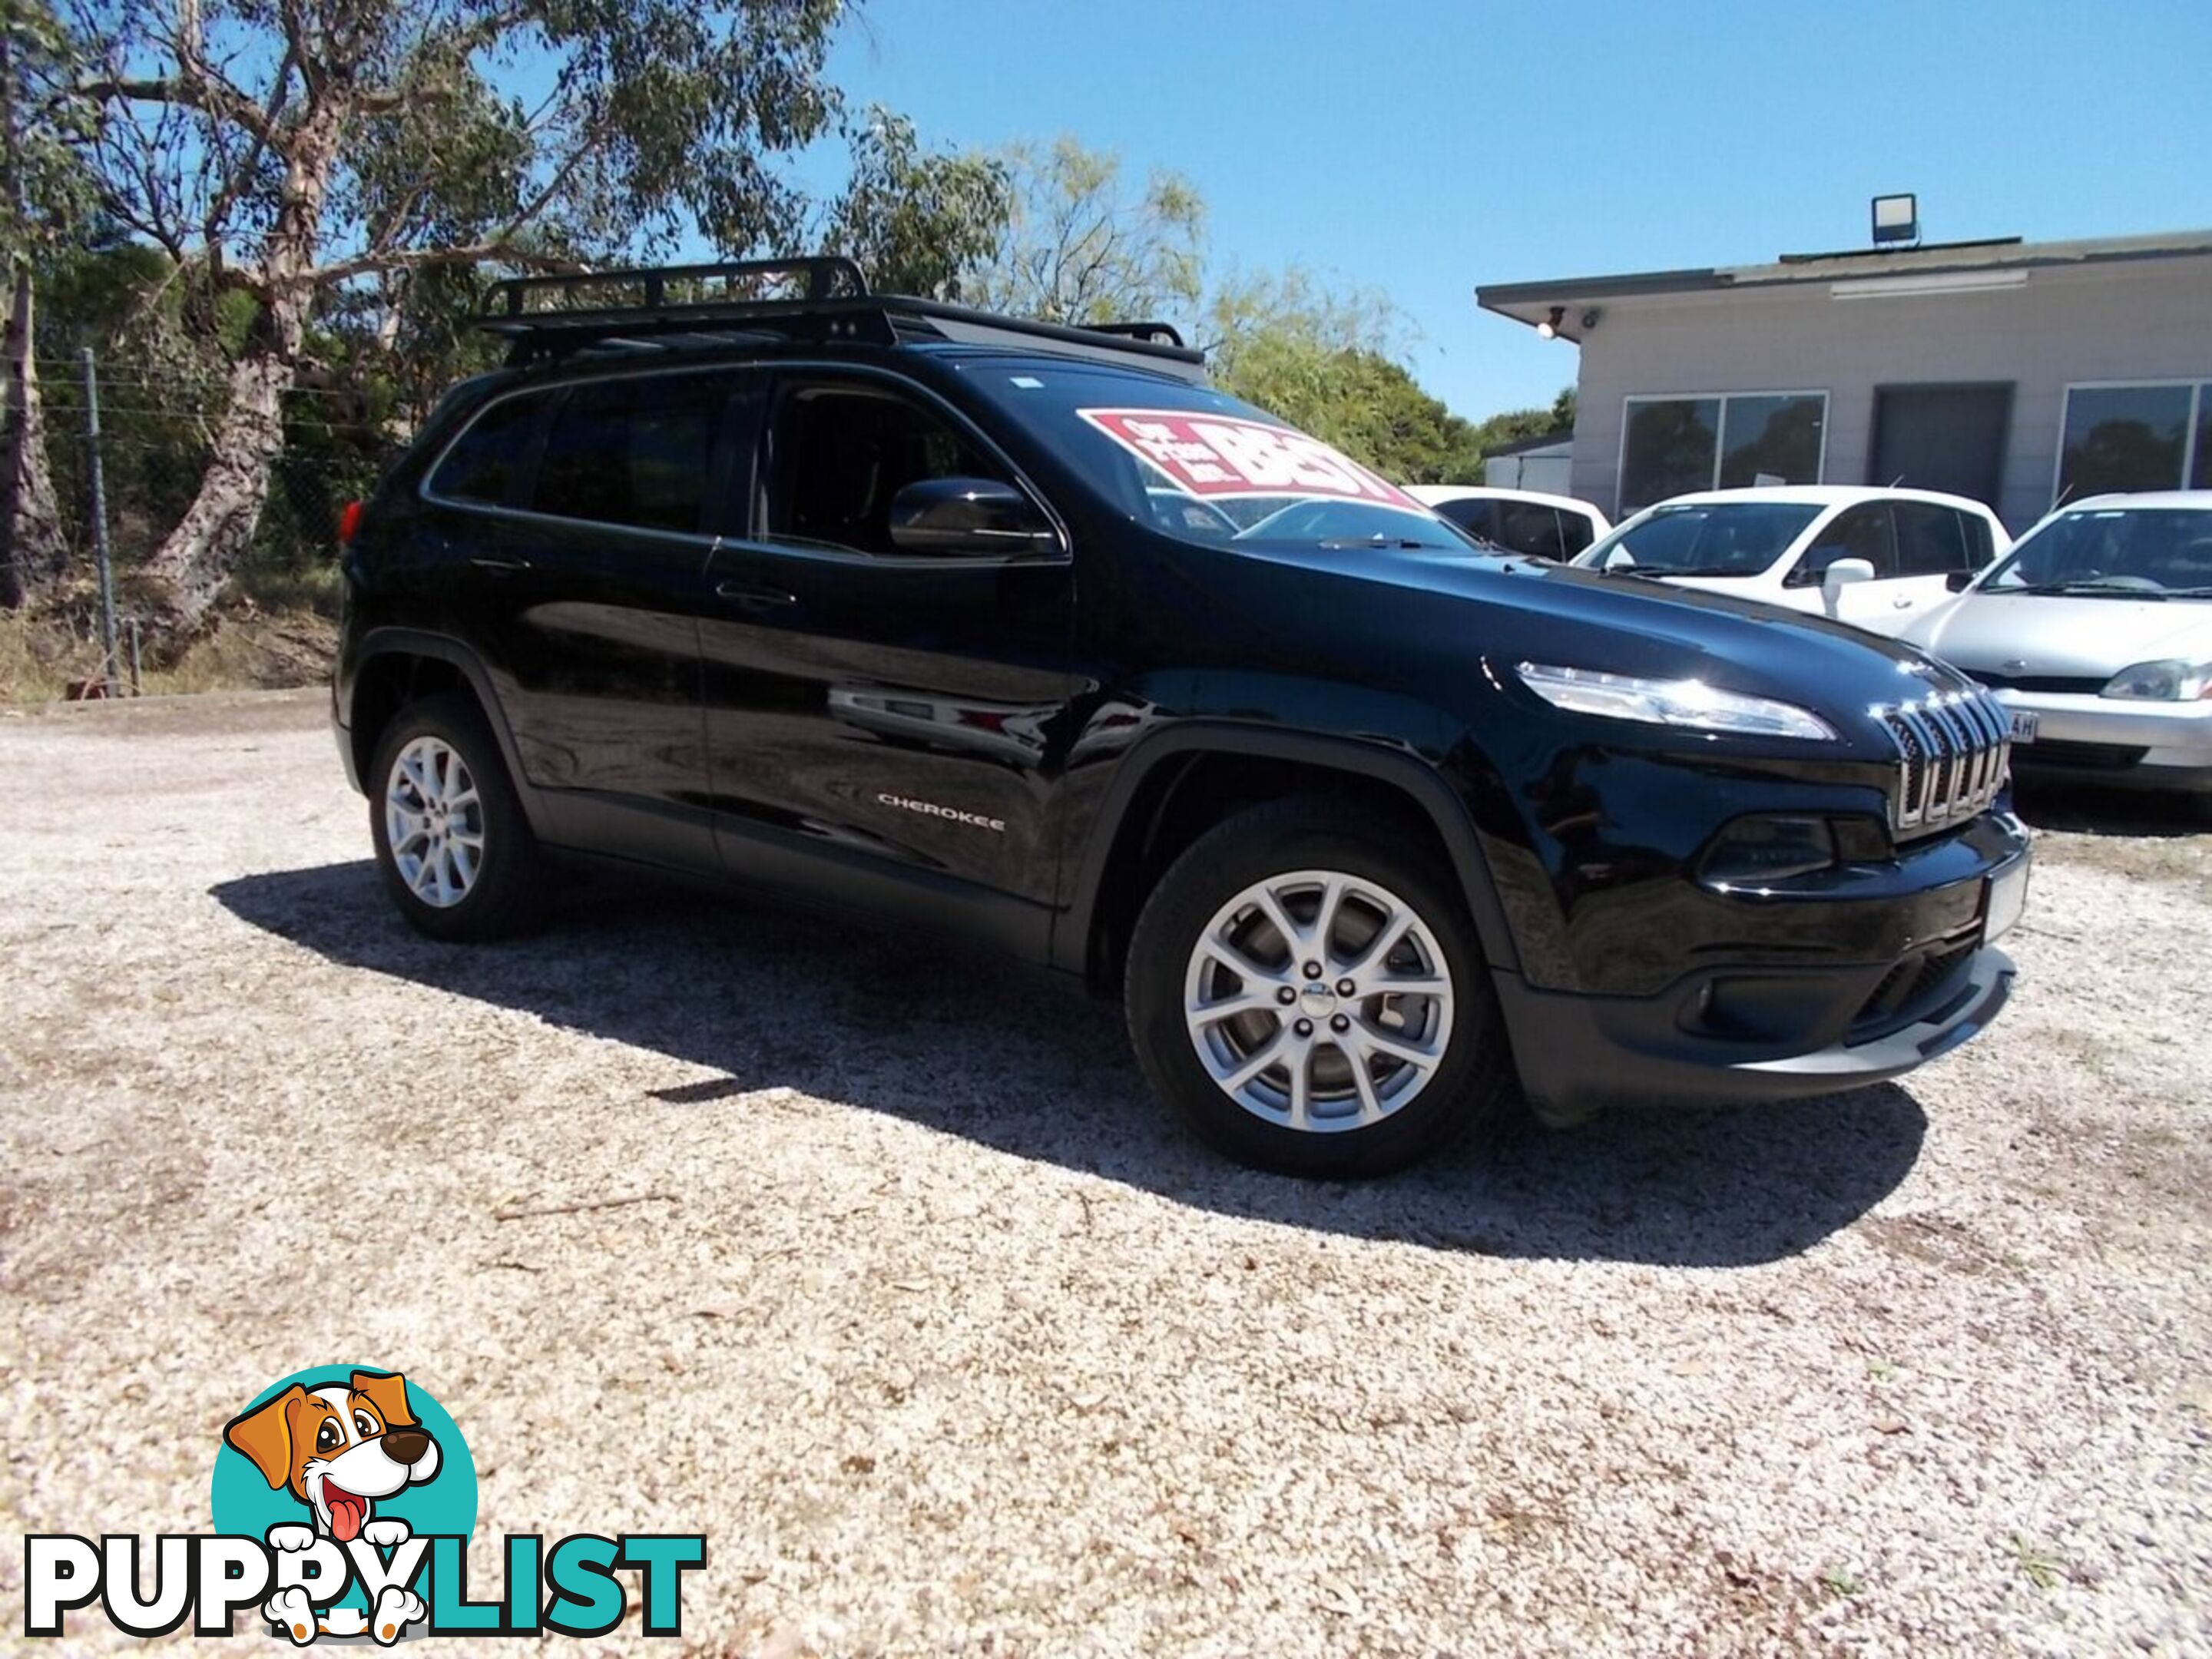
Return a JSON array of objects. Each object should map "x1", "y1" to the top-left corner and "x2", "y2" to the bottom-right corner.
[{"x1": 2, "y1": 690, "x2": 2207, "y2": 1657}]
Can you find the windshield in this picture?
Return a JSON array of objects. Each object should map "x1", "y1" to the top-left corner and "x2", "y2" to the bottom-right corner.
[
  {"x1": 962, "y1": 363, "x2": 1485, "y2": 554},
  {"x1": 1574, "y1": 501, "x2": 1823, "y2": 577},
  {"x1": 1981, "y1": 506, "x2": 2212, "y2": 597}
]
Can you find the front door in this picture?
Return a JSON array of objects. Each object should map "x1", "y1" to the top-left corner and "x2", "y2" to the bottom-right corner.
[
  {"x1": 1871, "y1": 385, "x2": 2011, "y2": 507},
  {"x1": 697, "y1": 371, "x2": 1081, "y2": 943},
  {"x1": 1789, "y1": 502, "x2": 1920, "y2": 633}
]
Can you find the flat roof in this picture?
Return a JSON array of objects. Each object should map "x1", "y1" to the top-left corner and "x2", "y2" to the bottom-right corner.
[{"x1": 1476, "y1": 227, "x2": 2212, "y2": 339}]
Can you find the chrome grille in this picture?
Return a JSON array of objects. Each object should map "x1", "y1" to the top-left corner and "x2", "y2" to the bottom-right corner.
[{"x1": 1873, "y1": 686, "x2": 2011, "y2": 836}]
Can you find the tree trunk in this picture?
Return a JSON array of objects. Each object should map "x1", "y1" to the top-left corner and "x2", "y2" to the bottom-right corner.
[
  {"x1": 0, "y1": 264, "x2": 66, "y2": 610},
  {"x1": 138, "y1": 104, "x2": 343, "y2": 647},
  {"x1": 134, "y1": 314, "x2": 300, "y2": 638}
]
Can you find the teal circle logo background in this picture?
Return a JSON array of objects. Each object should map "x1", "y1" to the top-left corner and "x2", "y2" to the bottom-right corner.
[{"x1": 210, "y1": 1366, "x2": 477, "y2": 1545}]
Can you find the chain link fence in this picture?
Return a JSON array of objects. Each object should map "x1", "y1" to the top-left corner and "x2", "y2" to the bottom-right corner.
[{"x1": 22, "y1": 350, "x2": 403, "y2": 694}]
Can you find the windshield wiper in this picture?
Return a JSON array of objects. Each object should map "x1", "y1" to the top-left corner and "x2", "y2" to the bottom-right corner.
[
  {"x1": 1320, "y1": 535, "x2": 1451, "y2": 551},
  {"x1": 2005, "y1": 581, "x2": 2166, "y2": 598}
]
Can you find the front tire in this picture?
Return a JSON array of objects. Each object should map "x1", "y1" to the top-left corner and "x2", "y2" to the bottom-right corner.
[
  {"x1": 1125, "y1": 800, "x2": 1514, "y2": 1177},
  {"x1": 369, "y1": 693, "x2": 545, "y2": 942}
]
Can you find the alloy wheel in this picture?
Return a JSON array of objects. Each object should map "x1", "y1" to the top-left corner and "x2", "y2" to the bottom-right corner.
[{"x1": 1183, "y1": 869, "x2": 1455, "y2": 1133}]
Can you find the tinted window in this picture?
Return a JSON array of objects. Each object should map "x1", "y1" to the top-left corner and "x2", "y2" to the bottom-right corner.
[
  {"x1": 1433, "y1": 498, "x2": 1497, "y2": 541},
  {"x1": 1962, "y1": 512, "x2": 1997, "y2": 568},
  {"x1": 1620, "y1": 399, "x2": 1720, "y2": 513},
  {"x1": 430, "y1": 392, "x2": 545, "y2": 506},
  {"x1": 1558, "y1": 512, "x2": 1596, "y2": 557},
  {"x1": 1718, "y1": 394, "x2": 1826, "y2": 490},
  {"x1": 2058, "y1": 384, "x2": 2194, "y2": 498},
  {"x1": 1797, "y1": 505, "x2": 1897, "y2": 581},
  {"x1": 531, "y1": 374, "x2": 730, "y2": 535},
  {"x1": 1892, "y1": 502, "x2": 1970, "y2": 575},
  {"x1": 1495, "y1": 500, "x2": 1568, "y2": 560},
  {"x1": 767, "y1": 385, "x2": 1008, "y2": 558}
]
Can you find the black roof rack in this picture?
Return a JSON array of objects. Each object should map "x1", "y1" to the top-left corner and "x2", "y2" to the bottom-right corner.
[{"x1": 476, "y1": 257, "x2": 1206, "y2": 379}]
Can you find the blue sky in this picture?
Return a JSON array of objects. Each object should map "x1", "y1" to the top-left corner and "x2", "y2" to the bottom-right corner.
[{"x1": 802, "y1": 0, "x2": 2212, "y2": 422}]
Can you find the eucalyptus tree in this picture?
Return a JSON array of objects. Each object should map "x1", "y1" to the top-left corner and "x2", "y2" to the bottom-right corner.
[{"x1": 65, "y1": 0, "x2": 851, "y2": 637}]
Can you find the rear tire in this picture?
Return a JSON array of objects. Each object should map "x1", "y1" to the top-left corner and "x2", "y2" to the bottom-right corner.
[
  {"x1": 1125, "y1": 799, "x2": 1515, "y2": 1177},
  {"x1": 369, "y1": 693, "x2": 545, "y2": 942}
]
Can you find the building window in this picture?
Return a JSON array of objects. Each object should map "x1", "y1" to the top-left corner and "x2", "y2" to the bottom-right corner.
[
  {"x1": 1620, "y1": 392, "x2": 1826, "y2": 514},
  {"x1": 2056, "y1": 382, "x2": 2210, "y2": 501}
]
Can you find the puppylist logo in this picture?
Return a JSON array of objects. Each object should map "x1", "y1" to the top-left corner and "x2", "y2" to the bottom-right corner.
[{"x1": 23, "y1": 1366, "x2": 704, "y2": 1644}]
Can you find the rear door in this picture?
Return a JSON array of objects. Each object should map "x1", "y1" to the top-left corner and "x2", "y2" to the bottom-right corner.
[
  {"x1": 697, "y1": 369, "x2": 1082, "y2": 941},
  {"x1": 1890, "y1": 501, "x2": 1982, "y2": 624},
  {"x1": 428, "y1": 367, "x2": 745, "y2": 869}
]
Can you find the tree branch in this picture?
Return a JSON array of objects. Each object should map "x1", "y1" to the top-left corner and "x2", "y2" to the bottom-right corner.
[
  {"x1": 307, "y1": 241, "x2": 584, "y2": 285},
  {"x1": 78, "y1": 74, "x2": 278, "y2": 145}
]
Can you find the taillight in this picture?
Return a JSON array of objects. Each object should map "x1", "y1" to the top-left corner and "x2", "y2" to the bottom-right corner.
[{"x1": 337, "y1": 500, "x2": 364, "y2": 545}]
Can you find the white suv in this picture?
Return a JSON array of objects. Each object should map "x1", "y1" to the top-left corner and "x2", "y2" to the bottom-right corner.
[{"x1": 1570, "y1": 485, "x2": 2009, "y2": 636}]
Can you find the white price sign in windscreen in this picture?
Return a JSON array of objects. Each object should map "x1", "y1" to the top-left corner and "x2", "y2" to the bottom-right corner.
[{"x1": 1079, "y1": 408, "x2": 1421, "y2": 509}]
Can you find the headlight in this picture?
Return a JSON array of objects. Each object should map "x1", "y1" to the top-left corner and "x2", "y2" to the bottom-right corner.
[
  {"x1": 1515, "y1": 661, "x2": 1837, "y2": 740},
  {"x1": 2101, "y1": 660, "x2": 2212, "y2": 701}
]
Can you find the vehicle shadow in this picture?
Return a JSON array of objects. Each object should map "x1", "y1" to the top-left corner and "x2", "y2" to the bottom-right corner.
[{"x1": 212, "y1": 862, "x2": 1928, "y2": 1270}]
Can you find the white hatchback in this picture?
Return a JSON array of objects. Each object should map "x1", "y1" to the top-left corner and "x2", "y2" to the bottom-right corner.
[{"x1": 1569, "y1": 485, "x2": 2010, "y2": 636}]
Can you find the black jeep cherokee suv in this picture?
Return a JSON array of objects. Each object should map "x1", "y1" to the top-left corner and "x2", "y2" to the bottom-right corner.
[{"x1": 333, "y1": 259, "x2": 2030, "y2": 1177}]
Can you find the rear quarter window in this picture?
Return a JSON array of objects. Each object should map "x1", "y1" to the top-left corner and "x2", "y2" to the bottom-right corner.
[{"x1": 427, "y1": 391, "x2": 545, "y2": 506}]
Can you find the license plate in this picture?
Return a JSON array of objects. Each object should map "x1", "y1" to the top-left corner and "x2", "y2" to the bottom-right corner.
[
  {"x1": 1984, "y1": 858, "x2": 2030, "y2": 945},
  {"x1": 2009, "y1": 710, "x2": 2039, "y2": 743}
]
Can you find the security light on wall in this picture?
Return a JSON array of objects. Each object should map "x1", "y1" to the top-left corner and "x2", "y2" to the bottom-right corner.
[
  {"x1": 1871, "y1": 194, "x2": 1919, "y2": 246},
  {"x1": 1536, "y1": 305, "x2": 1567, "y2": 339}
]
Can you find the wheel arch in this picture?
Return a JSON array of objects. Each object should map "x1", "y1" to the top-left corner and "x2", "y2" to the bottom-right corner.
[
  {"x1": 1055, "y1": 724, "x2": 1521, "y2": 993},
  {"x1": 344, "y1": 629, "x2": 548, "y2": 833}
]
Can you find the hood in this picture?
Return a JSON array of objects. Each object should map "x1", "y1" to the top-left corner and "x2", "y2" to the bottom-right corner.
[
  {"x1": 1906, "y1": 591, "x2": 2212, "y2": 677},
  {"x1": 1175, "y1": 541, "x2": 1972, "y2": 750}
]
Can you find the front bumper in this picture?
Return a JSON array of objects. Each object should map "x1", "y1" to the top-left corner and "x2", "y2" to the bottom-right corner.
[
  {"x1": 1493, "y1": 830, "x2": 2029, "y2": 1118},
  {"x1": 1996, "y1": 687, "x2": 2212, "y2": 790}
]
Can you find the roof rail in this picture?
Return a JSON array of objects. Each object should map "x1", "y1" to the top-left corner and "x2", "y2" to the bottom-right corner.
[{"x1": 475, "y1": 257, "x2": 1205, "y2": 378}]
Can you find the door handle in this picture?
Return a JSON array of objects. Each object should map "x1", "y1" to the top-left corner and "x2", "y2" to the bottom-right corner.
[
  {"x1": 470, "y1": 555, "x2": 531, "y2": 574},
  {"x1": 715, "y1": 579, "x2": 797, "y2": 610}
]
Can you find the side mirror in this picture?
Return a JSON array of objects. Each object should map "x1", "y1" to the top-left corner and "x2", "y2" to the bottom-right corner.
[
  {"x1": 888, "y1": 477, "x2": 1057, "y2": 557},
  {"x1": 1821, "y1": 557, "x2": 1877, "y2": 594},
  {"x1": 1945, "y1": 568, "x2": 1975, "y2": 592}
]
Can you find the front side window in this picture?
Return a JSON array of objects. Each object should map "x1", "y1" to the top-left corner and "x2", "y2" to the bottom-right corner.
[
  {"x1": 1620, "y1": 392, "x2": 1826, "y2": 512},
  {"x1": 2057, "y1": 382, "x2": 2208, "y2": 499},
  {"x1": 1892, "y1": 502, "x2": 1972, "y2": 576},
  {"x1": 1796, "y1": 505, "x2": 1898, "y2": 581},
  {"x1": 530, "y1": 373, "x2": 732, "y2": 535},
  {"x1": 1575, "y1": 501, "x2": 1821, "y2": 577},
  {"x1": 765, "y1": 383, "x2": 1012, "y2": 558},
  {"x1": 1984, "y1": 507, "x2": 2212, "y2": 597},
  {"x1": 429, "y1": 390, "x2": 548, "y2": 506}
]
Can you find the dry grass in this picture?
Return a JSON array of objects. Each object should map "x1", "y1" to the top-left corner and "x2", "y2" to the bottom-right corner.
[{"x1": 0, "y1": 566, "x2": 338, "y2": 705}]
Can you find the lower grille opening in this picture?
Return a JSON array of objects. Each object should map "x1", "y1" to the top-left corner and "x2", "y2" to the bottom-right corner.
[
  {"x1": 1851, "y1": 937, "x2": 1979, "y2": 1039},
  {"x1": 2015, "y1": 740, "x2": 2149, "y2": 772}
]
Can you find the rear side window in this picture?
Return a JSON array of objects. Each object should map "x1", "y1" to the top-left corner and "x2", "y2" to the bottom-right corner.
[
  {"x1": 1495, "y1": 501, "x2": 1568, "y2": 560},
  {"x1": 1559, "y1": 512, "x2": 1597, "y2": 557},
  {"x1": 531, "y1": 374, "x2": 731, "y2": 535},
  {"x1": 429, "y1": 391, "x2": 545, "y2": 506},
  {"x1": 1892, "y1": 502, "x2": 1971, "y2": 575},
  {"x1": 1433, "y1": 498, "x2": 1497, "y2": 542}
]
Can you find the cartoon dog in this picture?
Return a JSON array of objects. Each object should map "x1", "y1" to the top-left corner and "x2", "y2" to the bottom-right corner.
[{"x1": 224, "y1": 1369, "x2": 439, "y2": 1645}]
